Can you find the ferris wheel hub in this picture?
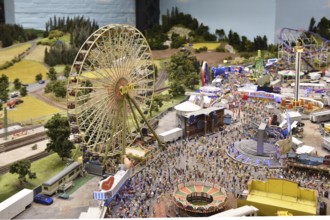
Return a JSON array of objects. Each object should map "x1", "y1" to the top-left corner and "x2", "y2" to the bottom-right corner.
[{"x1": 114, "y1": 78, "x2": 130, "y2": 100}]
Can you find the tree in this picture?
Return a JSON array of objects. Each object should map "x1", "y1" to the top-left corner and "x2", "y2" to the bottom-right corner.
[
  {"x1": 167, "y1": 51, "x2": 200, "y2": 90},
  {"x1": 20, "y1": 86, "x2": 28, "y2": 97},
  {"x1": 169, "y1": 81, "x2": 185, "y2": 98},
  {"x1": 215, "y1": 29, "x2": 226, "y2": 41},
  {"x1": 170, "y1": 32, "x2": 185, "y2": 49},
  {"x1": 150, "y1": 94, "x2": 163, "y2": 116},
  {"x1": 9, "y1": 160, "x2": 36, "y2": 185},
  {"x1": 308, "y1": 17, "x2": 317, "y2": 33},
  {"x1": 44, "y1": 81, "x2": 55, "y2": 93},
  {"x1": 47, "y1": 67, "x2": 57, "y2": 81},
  {"x1": 45, "y1": 114, "x2": 75, "y2": 160},
  {"x1": 316, "y1": 17, "x2": 330, "y2": 39},
  {"x1": 13, "y1": 78, "x2": 22, "y2": 90},
  {"x1": 63, "y1": 65, "x2": 71, "y2": 78},
  {"x1": 35, "y1": 73, "x2": 43, "y2": 82},
  {"x1": 184, "y1": 74, "x2": 200, "y2": 90},
  {"x1": 0, "y1": 74, "x2": 9, "y2": 103},
  {"x1": 48, "y1": 29, "x2": 64, "y2": 41},
  {"x1": 53, "y1": 80, "x2": 67, "y2": 98}
]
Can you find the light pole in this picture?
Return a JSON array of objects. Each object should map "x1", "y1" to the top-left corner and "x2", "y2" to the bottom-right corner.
[{"x1": 293, "y1": 41, "x2": 304, "y2": 108}]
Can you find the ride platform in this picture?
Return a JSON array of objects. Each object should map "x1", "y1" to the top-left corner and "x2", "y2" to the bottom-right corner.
[{"x1": 227, "y1": 139, "x2": 282, "y2": 168}]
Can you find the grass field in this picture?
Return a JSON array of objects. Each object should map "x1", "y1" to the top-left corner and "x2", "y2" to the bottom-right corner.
[
  {"x1": 53, "y1": 64, "x2": 66, "y2": 74},
  {"x1": 0, "y1": 42, "x2": 33, "y2": 65},
  {"x1": 0, "y1": 153, "x2": 67, "y2": 202},
  {"x1": 185, "y1": 42, "x2": 221, "y2": 51},
  {"x1": 24, "y1": 45, "x2": 49, "y2": 63},
  {"x1": 38, "y1": 33, "x2": 71, "y2": 46},
  {"x1": 7, "y1": 95, "x2": 63, "y2": 124},
  {"x1": 0, "y1": 60, "x2": 48, "y2": 84}
]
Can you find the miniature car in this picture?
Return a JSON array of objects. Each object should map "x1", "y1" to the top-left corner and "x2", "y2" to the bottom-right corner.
[{"x1": 34, "y1": 194, "x2": 53, "y2": 205}]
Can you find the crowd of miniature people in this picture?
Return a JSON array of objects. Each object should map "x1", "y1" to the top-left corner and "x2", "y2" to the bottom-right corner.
[{"x1": 106, "y1": 76, "x2": 330, "y2": 218}]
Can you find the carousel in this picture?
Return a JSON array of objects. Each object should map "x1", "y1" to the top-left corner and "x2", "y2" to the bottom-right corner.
[{"x1": 172, "y1": 181, "x2": 227, "y2": 217}]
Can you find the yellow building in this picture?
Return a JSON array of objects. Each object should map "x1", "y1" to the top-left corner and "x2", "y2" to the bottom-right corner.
[{"x1": 238, "y1": 178, "x2": 318, "y2": 216}]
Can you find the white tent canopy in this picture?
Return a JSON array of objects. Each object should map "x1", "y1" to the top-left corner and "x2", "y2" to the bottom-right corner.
[
  {"x1": 296, "y1": 145, "x2": 314, "y2": 154},
  {"x1": 278, "y1": 70, "x2": 304, "y2": 76},
  {"x1": 174, "y1": 101, "x2": 202, "y2": 112}
]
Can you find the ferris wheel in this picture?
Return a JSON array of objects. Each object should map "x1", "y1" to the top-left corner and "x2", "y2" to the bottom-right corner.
[{"x1": 67, "y1": 24, "x2": 159, "y2": 164}]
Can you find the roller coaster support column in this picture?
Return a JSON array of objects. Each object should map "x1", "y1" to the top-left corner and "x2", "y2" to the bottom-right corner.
[{"x1": 294, "y1": 41, "x2": 304, "y2": 108}]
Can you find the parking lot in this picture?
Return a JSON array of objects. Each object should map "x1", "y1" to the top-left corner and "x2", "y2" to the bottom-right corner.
[{"x1": 15, "y1": 175, "x2": 100, "y2": 219}]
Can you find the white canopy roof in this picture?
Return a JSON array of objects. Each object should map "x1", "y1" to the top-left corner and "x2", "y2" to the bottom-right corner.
[
  {"x1": 174, "y1": 101, "x2": 202, "y2": 112},
  {"x1": 296, "y1": 145, "x2": 314, "y2": 154},
  {"x1": 278, "y1": 70, "x2": 304, "y2": 76}
]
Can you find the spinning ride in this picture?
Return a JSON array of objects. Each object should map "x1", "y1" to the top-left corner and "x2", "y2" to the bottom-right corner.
[
  {"x1": 67, "y1": 24, "x2": 161, "y2": 165},
  {"x1": 173, "y1": 182, "x2": 227, "y2": 217}
]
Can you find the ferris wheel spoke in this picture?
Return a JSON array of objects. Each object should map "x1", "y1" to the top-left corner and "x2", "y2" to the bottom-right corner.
[
  {"x1": 76, "y1": 90, "x2": 108, "y2": 109},
  {"x1": 79, "y1": 107, "x2": 109, "y2": 135},
  {"x1": 77, "y1": 72, "x2": 109, "y2": 87},
  {"x1": 85, "y1": 108, "x2": 113, "y2": 146},
  {"x1": 78, "y1": 100, "x2": 109, "y2": 129},
  {"x1": 91, "y1": 46, "x2": 120, "y2": 82},
  {"x1": 130, "y1": 68, "x2": 153, "y2": 83},
  {"x1": 77, "y1": 97, "x2": 111, "y2": 125}
]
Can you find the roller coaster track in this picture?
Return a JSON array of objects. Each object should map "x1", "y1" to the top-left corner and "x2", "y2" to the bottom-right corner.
[
  {"x1": 278, "y1": 28, "x2": 330, "y2": 71},
  {"x1": 0, "y1": 151, "x2": 51, "y2": 175}
]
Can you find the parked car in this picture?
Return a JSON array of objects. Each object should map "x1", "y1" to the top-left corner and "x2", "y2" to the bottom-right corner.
[
  {"x1": 10, "y1": 91, "x2": 19, "y2": 98},
  {"x1": 38, "y1": 80, "x2": 45, "y2": 84},
  {"x1": 34, "y1": 194, "x2": 53, "y2": 205}
]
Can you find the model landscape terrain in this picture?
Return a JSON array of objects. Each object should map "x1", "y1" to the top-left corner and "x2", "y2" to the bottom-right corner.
[{"x1": 0, "y1": 7, "x2": 330, "y2": 219}]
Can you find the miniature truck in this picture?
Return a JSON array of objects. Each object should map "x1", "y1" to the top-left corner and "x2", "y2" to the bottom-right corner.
[
  {"x1": 0, "y1": 188, "x2": 33, "y2": 219},
  {"x1": 158, "y1": 127, "x2": 183, "y2": 143}
]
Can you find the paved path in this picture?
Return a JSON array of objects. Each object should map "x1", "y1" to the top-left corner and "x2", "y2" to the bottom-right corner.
[
  {"x1": 153, "y1": 200, "x2": 167, "y2": 217},
  {"x1": 155, "y1": 110, "x2": 177, "y2": 134},
  {"x1": 0, "y1": 139, "x2": 48, "y2": 166}
]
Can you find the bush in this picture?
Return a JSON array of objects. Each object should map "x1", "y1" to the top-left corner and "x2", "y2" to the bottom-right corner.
[
  {"x1": 240, "y1": 52, "x2": 254, "y2": 59},
  {"x1": 224, "y1": 55, "x2": 233, "y2": 60},
  {"x1": 0, "y1": 61, "x2": 14, "y2": 70},
  {"x1": 31, "y1": 144, "x2": 38, "y2": 150},
  {"x1": 195, "y1": 46, "x2": 208, "y2": 53},
  {"x1": 215, "y1": 46, "x2": 226, "y2": 52}
]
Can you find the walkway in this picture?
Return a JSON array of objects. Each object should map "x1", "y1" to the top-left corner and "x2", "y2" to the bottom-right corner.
[{"x1": 153, "y1": 200, "x2": 167, "y2": 217}]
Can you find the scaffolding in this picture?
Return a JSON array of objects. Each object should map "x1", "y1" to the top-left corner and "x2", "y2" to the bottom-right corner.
[{"x1": 278, "y1": 28, "x2": 330, "y2": 71}]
